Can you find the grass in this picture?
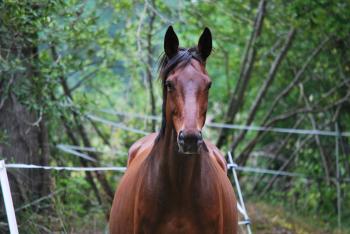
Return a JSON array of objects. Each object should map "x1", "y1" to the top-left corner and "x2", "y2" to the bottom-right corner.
[{"x1": 244, "y1": 202, "x2": 349, "y2": 234}]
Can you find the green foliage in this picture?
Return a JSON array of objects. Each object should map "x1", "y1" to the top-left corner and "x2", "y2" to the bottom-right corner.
[{"x1": 1, "y1": 0, "x2": 350, "y2": 232}]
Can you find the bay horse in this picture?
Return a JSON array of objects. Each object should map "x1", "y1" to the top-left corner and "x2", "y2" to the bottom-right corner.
[{"x1": 109, "y1": 26, "x2": 238, "y2": 234}]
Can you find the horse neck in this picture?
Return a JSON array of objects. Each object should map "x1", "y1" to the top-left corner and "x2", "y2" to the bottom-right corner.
[{"x1": 155, "y1": 123, "x2": 203, "y2": 190}]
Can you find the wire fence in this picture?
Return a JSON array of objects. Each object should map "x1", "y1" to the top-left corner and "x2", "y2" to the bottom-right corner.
[
  {"x1": 87, "y1": 110, "x2": 347, "y2": 230},
  {"x1": 1, "y1": 159, "x2": 252, "y2": 233},
  {"x1": 5, "y1": 159, "x2": 350, "y2": 182},
  {"x1": 5, "y1": 164, "x2": 126, "y2": 172},
  {"x1": 83, "y1": 111, "x2": 350, "y2": 183},
  {"x1": 96, "y1": 109, "x2": 350, "y2": 137},
  {"x1": 1, "y1": 110, "x2": 349, "y2": 232}
]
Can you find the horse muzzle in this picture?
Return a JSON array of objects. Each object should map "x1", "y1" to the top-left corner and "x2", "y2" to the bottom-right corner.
[{"x1": 177, "y1": 130, "x2": 203, "y2": 154}]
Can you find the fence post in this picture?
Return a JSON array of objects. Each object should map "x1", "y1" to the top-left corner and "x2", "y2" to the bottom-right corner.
[
  {"x1": 0, "y1": 160, "x2": 19, "y2": 234},
  {"x1": 228, "y1": 152, "x2": 252, "y2": 234},
  {"x1": 335, "y1": 123, "x2": 341, "y2": 229}
]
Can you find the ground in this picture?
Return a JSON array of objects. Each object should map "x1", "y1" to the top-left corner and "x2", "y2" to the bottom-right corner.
[
  {"x1": 240, "y1": 202, "x2": 348, "y2": 234},
  {"x1": 55, "y1": 201, "x2": 348, "y2": 233}
]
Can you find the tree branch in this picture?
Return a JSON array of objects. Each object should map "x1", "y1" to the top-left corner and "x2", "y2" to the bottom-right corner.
[
  {"x1": 301, "y1": 84, "x2": 330, "y2": 184},
  {"x1": 251, "y1": 116, "x2": 305, "y2": 191},
  {"x1": 260, "y1": 134, "x2": 314, "y2": 196},
  {"x1": 231, "y1": 28, "x2": 296, "y2": 151},
  {"x1": 260, "y1": 111, "x2": 340, "y2": 196},
  {"x1": 88, "y1": 118, "x2": 111, "y2": 146},
  {"x1": 236, "y1": 90, "x2": 349, "y2": 165},
  {"x1": 51, "y1": 45, "x2": 114, "y2": 201},
  {"x1": 216, "y1": 0, "x2": 267, "y2": 148},
  {"x1": 261, "y1": 37, "x2": 330, "y2": 127},
  {"x1": 235, "y1": 37, "x2": 331, "y2": 165},
  {"x1": 146, "y1": 0, "x2": 156, "y2": 132},
  {"x1": 69, "y1": 69, "x2": 98, "y2": 93}
]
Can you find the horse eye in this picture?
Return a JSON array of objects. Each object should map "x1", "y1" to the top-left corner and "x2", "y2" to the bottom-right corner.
[
  {"x1": 165, "y1": 81, "x2": 174, "y2": 91},
  {"x1": 207, "y1": 82, "x2": 212, "y2": 90}
]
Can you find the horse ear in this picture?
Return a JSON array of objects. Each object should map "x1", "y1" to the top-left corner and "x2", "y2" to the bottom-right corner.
[
  {"x1": 197, "y1": 27, "x2": 212, "y2": 61},
  {"x1": 164, "y1": 26, "x2": 179, "y2": 58}
]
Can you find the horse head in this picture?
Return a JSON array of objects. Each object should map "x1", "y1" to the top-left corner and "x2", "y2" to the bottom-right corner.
[{"x1": 159, "y1": 26, "x2": 212, "y2": 154}]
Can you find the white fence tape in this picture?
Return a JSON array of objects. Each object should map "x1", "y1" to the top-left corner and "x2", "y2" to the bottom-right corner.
[
  {"x1": 86, "y1": 114, "x2": 149, "y2": 135},
  {"x1": 5, "y1": 164, "x2": 126, "y2": 172},
  {"x1": 56, "y1": 144, "x2": 97, "y2": 162},
  {"x1": 3, "y1": 159, "x2": 350, "y2": 232},
  {"x1": 1, "y1": 160, "x2": 252, "y2": 231},
  {"x1": 228, "y1": 163, "x2": 305, "y2": 178},
  {"x1": 5, "y1": 162, "x2": 350, "y2": 182},
  {"x1": 97, "y1": 109, "x2": 350, "y2": 137}
]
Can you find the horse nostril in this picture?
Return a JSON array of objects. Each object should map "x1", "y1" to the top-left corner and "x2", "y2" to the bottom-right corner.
[
  {"x1": 197, "y1": 132, "x2": 203, "y2": 147},
  {"x1": 178, "y1": 131, "x2": 185, "y2": 142},
  {"x1": 198, "y1": 131, "x2": 203, "y2": 141},
  {"x1": 178, "y1": 130, "x2": 204, "y2": 153}
]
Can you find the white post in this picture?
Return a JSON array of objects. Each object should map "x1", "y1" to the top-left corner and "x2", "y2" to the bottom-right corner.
[
  {"x1": 0, "y1": 160, "x2": 19, "y2": 234},
  {"x1": 228, "y1": 152, "x2": 252, "y2": 234},
  {"x1": 335, "y1": 124, "x2": 341, "y2": 229}
]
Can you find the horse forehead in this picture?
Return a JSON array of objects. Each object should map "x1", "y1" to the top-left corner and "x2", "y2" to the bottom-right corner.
[{"x1": 176, "y1": 60, "x2": 208, "y2": 85}]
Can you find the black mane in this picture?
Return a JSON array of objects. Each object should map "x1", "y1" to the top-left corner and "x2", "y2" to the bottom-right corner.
[
  {"x1": 156, "y1": 47, "x2": 204, "y2": 140},
  {"x1": 158, "y1": 47, "x2": 203, "y2": 81}
]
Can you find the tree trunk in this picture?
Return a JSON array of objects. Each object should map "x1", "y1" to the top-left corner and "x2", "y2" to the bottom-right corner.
[
  {"x1": 146, "y1": 1, "x2": 156, "y2": 132},
  {"x1": 216, "y1": 0, "x2": 267, "y2": 148},
  {"x1": 0, "y1": 14, "x2": 51, "y2": 212}
]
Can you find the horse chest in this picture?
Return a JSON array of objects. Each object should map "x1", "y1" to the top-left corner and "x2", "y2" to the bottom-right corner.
[
  {"x1": 139, "y1": 204, "x2": 220, "y2": 234},
  {"x1": 137, "y1": 177, "x2": 221, "y2": 234},
  {"x1": 154, "y1": 212, "x2": 216, "y2": 234}
]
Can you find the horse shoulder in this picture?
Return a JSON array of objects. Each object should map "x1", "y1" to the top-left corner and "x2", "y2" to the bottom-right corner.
[
  {"x1": 127, "y1": 132, "x2": 158, "y2": 167},
  {"x1": 204, "y1": 140, "x2": 227, "y2": 173},
  {"x1": 110, "y1": 133, "x2": 158, "y2": 233},
  {"x1": 204, "y1": 141, "x2": 238, "y2": 233}
]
